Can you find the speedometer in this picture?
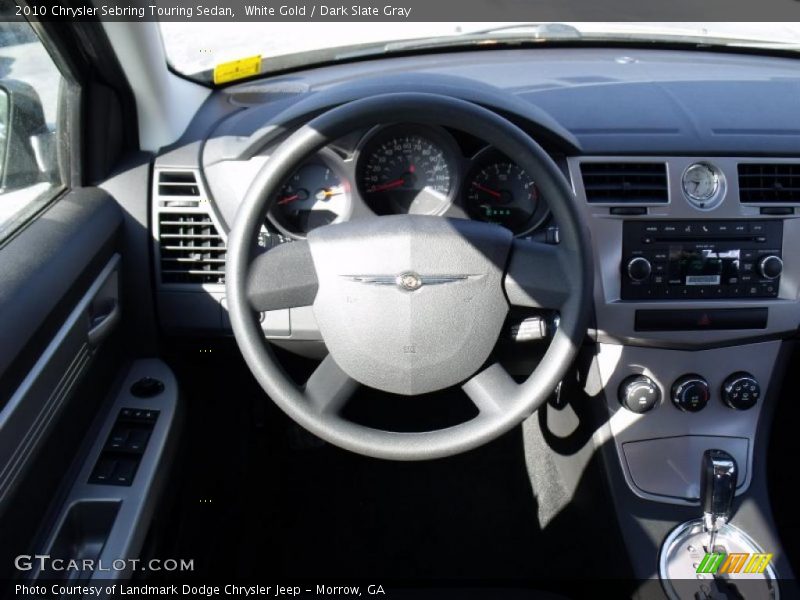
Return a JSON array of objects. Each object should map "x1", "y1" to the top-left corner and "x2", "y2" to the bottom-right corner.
[{"x1": 357, "y1": 126, "x2": 458, "y2": 216}]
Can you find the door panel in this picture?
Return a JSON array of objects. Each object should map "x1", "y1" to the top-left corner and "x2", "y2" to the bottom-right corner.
[
  {"x1": 0, "y1": 189, "x2": 122, "y2": 401},
  {"x1": 0, "y1": 189, "x2": 123, "y2": 577}
]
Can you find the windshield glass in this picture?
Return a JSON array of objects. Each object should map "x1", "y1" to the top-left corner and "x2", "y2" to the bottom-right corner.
[{"x1": 160, "y1": 22, "x2": 800, "y2": 81}]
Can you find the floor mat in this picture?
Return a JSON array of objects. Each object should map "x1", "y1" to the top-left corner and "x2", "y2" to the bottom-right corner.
[{"x1": 157, "y1": 340, "x2": 629, "y2": 591}]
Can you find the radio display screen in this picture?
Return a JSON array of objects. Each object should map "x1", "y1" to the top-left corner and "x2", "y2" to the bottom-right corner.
[{"x1": 669, "y1": 247, "x2": 740, "y2": 286}]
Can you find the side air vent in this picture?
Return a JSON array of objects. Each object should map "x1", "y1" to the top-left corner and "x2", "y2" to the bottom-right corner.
[
  {"x1": 159, "y1": 213, "x2": 226, "y2": 285},
  {"x1": 738, "y1": 163, "x2": 800, "y2": 204},
  {"x1": 581, "y1": 162, "x2": 668, "y2": 204},
  {"x1": 157, "y1": 170, "x2": 202, "y2": 207}
]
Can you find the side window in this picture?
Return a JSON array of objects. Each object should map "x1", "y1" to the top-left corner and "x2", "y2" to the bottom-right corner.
[{"x1": 0, "y1": 19, "x2": 64, "y2": 241}]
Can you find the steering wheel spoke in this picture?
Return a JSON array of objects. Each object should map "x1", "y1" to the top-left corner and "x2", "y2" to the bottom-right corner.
[
  {"x1": 246, "y1": 240, "x2": 319, "y2": 312},
  {"x1": 462, "y1": 363, "x2": 520, "y2": 417},
  {"x1": 503, "y1": 240, "x2": 574, "y2": 310},
  {"x1": 303, "y1": 354, "x2": 360, "y2": 415}
]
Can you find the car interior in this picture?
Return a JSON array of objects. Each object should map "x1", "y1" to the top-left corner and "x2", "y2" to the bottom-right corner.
[{"x1": 1, "y1": 16, "x2": 800, "y2": 600}]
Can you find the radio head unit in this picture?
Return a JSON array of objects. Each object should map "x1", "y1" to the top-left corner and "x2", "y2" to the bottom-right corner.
[{"x1": 621, "y1": 221, "x2": 783, "y2": 300}]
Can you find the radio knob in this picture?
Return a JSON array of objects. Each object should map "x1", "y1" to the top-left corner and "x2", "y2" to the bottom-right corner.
[
  {"x1": 671, "y1": 375, "x2": 710, "y2": 412},
  {"x1": 627, "y1": 257, "x2": 652, "y2": 282},
  {"x1": 722, "y1": 372, "x2": 761, "y2": 410},
  {"x1": 758, "y1": 255, "x2": 783, "y2": 280}
]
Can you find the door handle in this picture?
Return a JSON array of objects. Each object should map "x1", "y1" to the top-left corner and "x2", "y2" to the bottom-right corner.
[{"x1": 87, "y1": 298, "x2": 120, "y2": 347}]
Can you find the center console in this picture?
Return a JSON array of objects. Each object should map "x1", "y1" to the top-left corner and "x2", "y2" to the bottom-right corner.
[{"x1": 568, "y1": 155, "x2": 800, "y2": 589}]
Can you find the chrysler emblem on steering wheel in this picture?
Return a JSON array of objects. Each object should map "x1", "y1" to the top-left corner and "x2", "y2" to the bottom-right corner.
[
  {"x1": 397, "y1": 272, "x2": 423, "y2": 291},
  {"x1": 344, "y1": 272, "x2": 471, "y2": 291}
]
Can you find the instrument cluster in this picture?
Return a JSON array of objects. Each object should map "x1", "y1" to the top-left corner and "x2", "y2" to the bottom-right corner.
[{"x1": 267, "y1": 123, "x2": 552, "y2": 238}]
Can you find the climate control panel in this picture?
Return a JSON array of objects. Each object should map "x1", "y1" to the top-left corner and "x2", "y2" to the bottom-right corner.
[{"x1": 618, "y1": 371, "x2": 761, "y2": 413}]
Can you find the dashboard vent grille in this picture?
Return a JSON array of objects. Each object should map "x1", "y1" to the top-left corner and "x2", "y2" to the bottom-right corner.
[
  {"x1": 157, "y1": 170, "x2": 202, "y2": 207},
  {"x1": 159, "y1": 213, "x2": 226, "y2": 285},
  {"x1": 738, "y1": 163, "x2": 800, "y2": 203},
  {"x1": 581, "y1": 162, "x2": 668, "y2": 204}
]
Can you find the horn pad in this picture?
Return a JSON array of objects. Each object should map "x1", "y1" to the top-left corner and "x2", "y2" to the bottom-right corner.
[{"x1": 307, "y1": 216, "x2": 512, "y2": 395}]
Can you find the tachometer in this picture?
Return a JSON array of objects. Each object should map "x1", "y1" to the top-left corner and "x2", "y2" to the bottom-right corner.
[
  {"x1": 270, "y1": 158, "x2": 350, "y2": 236},
  {"x1": 357, "y1": 126, "x2": 458, "y2": 215},
  {"x1": 465, "y1": 159, "x2": 541, "y2": 235}
]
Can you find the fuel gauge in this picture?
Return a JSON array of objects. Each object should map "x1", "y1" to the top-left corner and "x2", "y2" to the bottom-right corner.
[{"x1": 270, "y1": 159, "x2": 350, "y2": 237}]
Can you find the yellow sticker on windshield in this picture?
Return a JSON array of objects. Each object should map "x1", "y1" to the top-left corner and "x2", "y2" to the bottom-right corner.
[{"x1": 213, "y1": 55, "x2": 262, "y2": 84}]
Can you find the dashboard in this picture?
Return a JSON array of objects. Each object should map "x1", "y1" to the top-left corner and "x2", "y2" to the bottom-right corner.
[
  {"x1": 151, "y1": 46, "x2": 800, "y2": 505},
  {"x1": 146, "y1": 47, "x2": 800, "y2": 578},
  {"x1": 266, "y1": 124, "x2": 551, "y2": 238},
  {"x1": 153, "y1": 47, "x2": 800, "y2": 351}
]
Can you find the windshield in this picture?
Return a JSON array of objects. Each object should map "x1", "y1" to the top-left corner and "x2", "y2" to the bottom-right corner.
[{"x1": 160, "y1": 22, "x2": 800, "y2": 82}]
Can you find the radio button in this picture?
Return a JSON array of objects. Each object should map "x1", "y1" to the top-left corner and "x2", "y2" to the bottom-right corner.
[
  {"x1": 759, "y1": 283, "x2": 778, "y2": 296},
  {"x1": 733, "y1": 223, "x2": 748, "y2": 233},
  {"x1": 745, "y1": 285, "x2": 761, "y2": 297},
  {"x1": 627, "y1": 257, "x2": 652, "y2": 282}
]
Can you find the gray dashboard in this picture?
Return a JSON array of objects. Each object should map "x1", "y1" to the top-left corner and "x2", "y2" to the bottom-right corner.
[
  {"x1": 197, "y1": 47, "x2": 800, "y2": 161},
  {"x1": 149, "y1": 44, "x2": 800, "y2": 585},
  {"x1": 150, "y1": 47, "x2": 800, "y2": 583}
]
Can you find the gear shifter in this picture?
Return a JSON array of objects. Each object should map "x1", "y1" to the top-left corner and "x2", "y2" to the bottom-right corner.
[
  {"x1": 700, "y1": 449, "x2": 738, "y2": 553},
  {"x1": 660, "y1": 450, "x2": 775, "y2": 597}
]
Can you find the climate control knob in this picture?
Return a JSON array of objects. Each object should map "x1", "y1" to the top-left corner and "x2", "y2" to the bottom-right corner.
[
  {"x1": 619, "y1": 375, "x2": 661, "y2": 413},
  {"x1": 722, "y1": 372, "x2": 761, "y2": 410},
  {"x1": 758, "y1": 255, "x2": 783, "y2": 280},
  {"x1": 627, "y1": 257, "x2": 652, "y2": 282},
  {"x1": 671, "y1": 375, "x2": 710, "y2": 412}
]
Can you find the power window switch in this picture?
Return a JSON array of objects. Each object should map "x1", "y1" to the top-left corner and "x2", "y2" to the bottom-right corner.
[
  {"x1": 125, "y1": 429, "x2": 150, "y2": 453},
  {"x1": 107, "y1": 427, "x2": 129, "y2": 450},
  {"x1": 89, "y1": 458, "x2": 117, "y2": 484},
  {"x1": 112, "y1": 459, "x2": 139, "y2": 486}
]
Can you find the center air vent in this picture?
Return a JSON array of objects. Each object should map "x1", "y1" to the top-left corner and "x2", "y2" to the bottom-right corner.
[
  {"x1": 581, "y1": 162, "x2": 668, "y2": 204},
  {"x1": 156, "y1": 170, "x2": 202, "y2": 207},
  {"x1": 738, "y1": 163, "x2": 800, "y2": 204},
  {"x1": 159, "y1": 213, "x2": 225, "y2": 285}
]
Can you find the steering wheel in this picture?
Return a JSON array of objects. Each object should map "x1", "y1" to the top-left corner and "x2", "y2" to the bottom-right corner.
[{"x1": 226, "y1": 92, "x2": 592, "y2": 460}]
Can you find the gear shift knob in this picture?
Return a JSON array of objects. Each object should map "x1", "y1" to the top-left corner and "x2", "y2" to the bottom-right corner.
[{"x1": 700, "y1": 449, "x2": 737, "y2": 551}]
